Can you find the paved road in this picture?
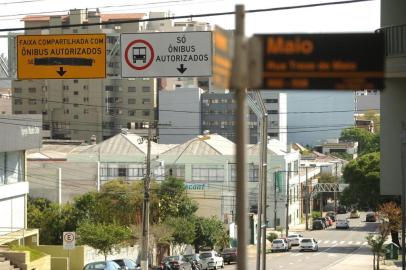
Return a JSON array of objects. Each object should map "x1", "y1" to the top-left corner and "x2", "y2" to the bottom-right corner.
[{"x1": 224, "y1": 212, "x2": 379, "y2": 270}]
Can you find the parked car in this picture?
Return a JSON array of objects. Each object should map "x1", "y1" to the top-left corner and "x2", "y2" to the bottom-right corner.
[
  {"x1": 366, "y1": 212, "x2": 377, "y2": 222},
  {"x1": 113, "y1": 259, "x2": 138, "y2": 270},
  {"x1": 287, "y1": 234, "x2": 304, "y2": 246},
  {"x1": 220, "y1": 247, "x2": 237, "y2": 265},
  {"x1": 325, "y1": 212, "x2": 336, "y2": 222},
  {"x1": 280, "y1": 237, "x2": 292, "y2": 249},
  {"x1": 83, "y1": 261, "x2": 122, "y2": 270},
  {"x1": 299, "y1": 238, "x2": 319, "y2": 252},
  {"x1": 159, "y1": 255, "x2": 191, "y2": 270},
  {"x1": 336, "y1": 219, "x2": 350, "y2": 229},
  {"x1": 337, "y1": 206, "x2": 347, "y2": 214},
  {"x1": 199, "y1": 251, "x2": 224, "y2": 270},
  {"x1": 271, "y1": 238, "x2": 289, "y2": 252},
  {"x1": 350, "y1": 210, "x2": 361, "y2": 218},
  {"x1": 312, "y1": 220, "x2": 324, "y2": 230},
  {"x1": 313, "y1": 217, "x2": 328, "y2": 228},
  {"x1": 184, "y1": 254, "x2": 203, "y2": 269}
]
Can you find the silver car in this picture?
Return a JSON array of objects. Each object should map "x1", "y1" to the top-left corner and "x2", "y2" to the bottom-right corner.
[
  {"x1": 287, "y1": 234, "x2": 304, "y2": 246},
  {"x1": 83, "y1": 261, "x2": 122, "y2": 270},
  {"x1": 299, "y1": 238, "x2": 319, "y2": 252}
]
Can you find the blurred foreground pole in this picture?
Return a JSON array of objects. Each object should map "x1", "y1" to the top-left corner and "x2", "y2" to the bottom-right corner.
[
  {"x1": 233, "y1": 4, "x2": 248, "y2": 270},
  {"x1": 401, "y1": 121, "x2": 406, "y2": 270}
]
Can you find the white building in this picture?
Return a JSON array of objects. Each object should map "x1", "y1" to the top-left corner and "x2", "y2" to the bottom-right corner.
[{"x1": 0, "y1": 115, "x2": 41, "y2": 245}]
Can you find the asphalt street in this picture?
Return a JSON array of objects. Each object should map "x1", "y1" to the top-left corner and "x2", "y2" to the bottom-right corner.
[{"x1": 224, "y1": 212, "x2": 379, "y2": 270}]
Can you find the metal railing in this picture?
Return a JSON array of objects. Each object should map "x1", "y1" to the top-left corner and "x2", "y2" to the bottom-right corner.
[{"x1": 377, "y1": 24, "x2": 406, "y2": 56}]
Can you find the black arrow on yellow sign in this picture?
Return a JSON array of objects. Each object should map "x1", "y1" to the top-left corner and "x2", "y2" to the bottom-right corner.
[{"x1": 57, "y1": 67, "x2": 67, "y2": 77}]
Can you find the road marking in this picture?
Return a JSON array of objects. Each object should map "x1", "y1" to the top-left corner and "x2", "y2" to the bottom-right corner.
[
  {"x1": 323, "y1": 240, "x2": 330, "y2": 244},
  {"x1": 348, "y1": 241, "x2": 353, "y2": 245},
  {"x1": 356, "y1": 241, "x2": 361, "y2": 245},
  {"x1": 340, "y1": 241, "x2": 345, "y2": 244},
  {"x1": 328, "y1": 254, "x2": 338, "y2": 257},
  {"x1": 363, "y1": 242, "x2": 368, "y2": 245},
  {"x1": 332, "y1": 240, "x2": 337, "y2": 244}
]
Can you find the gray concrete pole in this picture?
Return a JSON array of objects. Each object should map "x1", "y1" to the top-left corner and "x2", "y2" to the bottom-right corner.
[
  {"x1": 233, "y1": 5, "x2": 248, "y2": 270},
  {"x1": 305, "y1": 167, "x2": 309, "y2": 230},
  {"x1": 401, "y1": 121, "x2": 406, "y2": 270},
  {"x1": 141, "y1": 123, "x2": 152, "y2": 270},
  {"x1": 261, "y1": 114, "x2": 268, "y2": 270}
]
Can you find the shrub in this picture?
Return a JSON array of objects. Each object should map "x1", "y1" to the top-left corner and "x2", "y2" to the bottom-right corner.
[{"x1": 266, "y1": 232, "x2": 279, "y2": 242}]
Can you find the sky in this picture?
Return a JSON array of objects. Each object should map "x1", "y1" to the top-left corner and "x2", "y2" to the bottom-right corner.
[{"x1": 0, "y1": 0, "x2": 380, "y2": 55}]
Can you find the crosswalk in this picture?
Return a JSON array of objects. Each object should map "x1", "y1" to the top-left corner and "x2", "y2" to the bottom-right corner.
[{"x1": 317, "y1": 240, "x2": 367, "y2": 245}]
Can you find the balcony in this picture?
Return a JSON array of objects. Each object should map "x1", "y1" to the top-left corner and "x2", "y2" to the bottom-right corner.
[{"x1": 377, "y1": 24, "x2": 406, "y2": 77}]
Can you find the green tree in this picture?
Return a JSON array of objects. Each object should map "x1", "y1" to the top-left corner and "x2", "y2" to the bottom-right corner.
[
  {"x1": 341, "y1": 152, "x2": 380, "y2": 209},
  {"x1": 77, "y1": 222, "x2": 132, "y2": 261},
  {"x1": 193, "y1": 217, "x2": 228, "y2": 252},
  {"x1": 340, "y1": 127, "x2": 379, "y2": 155},
  {"x1": 359, "y1": 109, "x2": 381, "y2": 134},
  {"x1": 378, "y1": 202, "x2": 401, "y2": 247},
  {"x1": 157, "y1": 177, "x2": 198, "y2": 221},
  {"x1": 366, "y1": 221, "x2": 391, "y2": 270},
  {"x1": 165, "y1": 217, "x2": 195, "y2": 245}
]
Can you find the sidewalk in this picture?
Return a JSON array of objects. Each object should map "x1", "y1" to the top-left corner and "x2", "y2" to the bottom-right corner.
[{"x1": 325, "y1": 245, "x2": 400, "y2": 270}]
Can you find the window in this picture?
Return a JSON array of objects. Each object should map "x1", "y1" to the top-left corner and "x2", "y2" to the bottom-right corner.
[
  {"x1": 118, "y1": 168, "x2": 126, "y2": 177},
  {"x1": 72, "y1": 29, "x2": 78, "y2": 33},
  {"x1": 73, "y1": 104, "x2": 79, "y2": 107},
  {"x1": 83, "y1": 85, "x2": 89, "y2": 90},
  {"x1": 142, "y1": 98, "x2": 151, "y2": 104},
  {"x1": 142, "y1": 110, "x2": 150, "y2": 116},
  {"x1": 73, "y1": 80, "x2": 78, "y2": 84},
  {"x1": 64, "y1": 109, "x2": 70, "y2": 114},
  {"x1": 74, "y1": 91, "x2": 79, "y2": 95},
  {"x1": 268, "y1": 133, "x2": 278, "y2": 137},
  {"x1": 28, "y1": 99, "x2": 37, "y2": 105},
  {"x1": 14, "y1": 87, "x2": 22, "y2": 93},
  {"x1": 249, "y1": 164, "x2": 259, "y2": 182},
  {"x1": 14, "y1": 111, "x2": 22, "y2": 114},
  {"x1": 28, "y1": 110, "x2": 36, "y2": 114},
  {"x1": 128, "y1": 98, "x2": 136, "y2": 104},
  {"x1": 128, "y1": 110, "x2": 136, "y2": 116},
  {"x1": 14, "y1": 98, "x2": 22, "y2": 105},
  {"x1": 105, "y1": 85, "x2": 114, "y2": 91},
  {"x1": 265, "y1": 98, "x2": 278, "y2": 103},
  {"x1": 84, "y1": 109, "x2": 89, "y2": 114},
  {"x1": 267, "y1": 110, "x2": 278, "y2": 114},
  {"x1": 166, "y1": 165, "x2": 185, "y2": 179},
  {"x1": 63, "y1": 85, "x2": 69, "y2": 90},
  {"x1": 63, "y1": 97, "x2": 69, "y2": 103},
  {"x1": 128, "y1": 87, "x2": 136, "y2": 92},
  {"x1": 28, "y1": 87, "x2": 36, "y2": 93},
  {"x1": 74, "y1": 115, "x2": 79, "y2": 119},
  {"x1": 142, "y1": 86, "x2": 151, "y2": 92},
  {"x1": 83, "y1": 97, "x2": 89, "y2": 102},
  {"x1": 192, "y1": 165, "x2": 224, "y2": 182}
]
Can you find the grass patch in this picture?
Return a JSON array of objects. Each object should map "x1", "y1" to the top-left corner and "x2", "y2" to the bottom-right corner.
[{"x1": 9, "y1": 245, "x2": 46, "y2": 262}]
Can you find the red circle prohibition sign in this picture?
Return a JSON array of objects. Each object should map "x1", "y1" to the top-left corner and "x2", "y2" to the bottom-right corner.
[
  {"x1": 124, "y1": 39, "x2": 155, "y2": 70},
  {"x1": 64, "y1": 232, "x2": 74, "y2": 242}
]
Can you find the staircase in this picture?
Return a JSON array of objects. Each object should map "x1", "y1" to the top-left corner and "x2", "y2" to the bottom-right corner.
[{"x1": 0, "y1": 255, "x2": 20, "y2": 270}]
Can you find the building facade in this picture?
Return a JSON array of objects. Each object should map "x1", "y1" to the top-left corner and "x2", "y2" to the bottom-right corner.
[{"x1": 0, "y1": 115, "x2": 41, "y2": 244}]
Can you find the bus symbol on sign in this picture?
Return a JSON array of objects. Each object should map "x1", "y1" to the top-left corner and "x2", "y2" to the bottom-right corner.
[{"x1": 133, "y1": 47, "x2": 147, "y2": 63}]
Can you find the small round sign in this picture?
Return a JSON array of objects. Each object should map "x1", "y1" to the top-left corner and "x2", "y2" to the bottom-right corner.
[
  {"x1": 124, "y1": 39, "x2": 155, "y2": 70},
  {"x1": 64, "y1": 232, "x2": 75, "y2": 242}
]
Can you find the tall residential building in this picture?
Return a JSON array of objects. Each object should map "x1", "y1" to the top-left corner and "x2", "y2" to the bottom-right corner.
[{"x1": 380, "y1": 0, "x2": 406, "y2": 195}]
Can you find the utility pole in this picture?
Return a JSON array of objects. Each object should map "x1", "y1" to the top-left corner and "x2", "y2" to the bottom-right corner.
[
  {"x1": 285, "y1": 173, "x2": 290, "y2": 237},
  {"x1": 305, "y1": 167, "x2": 309, "y2": 230},
  {"x1": 260, "y1": 114, "x2": 268, "y2": 270},
  {"x1": 274, "y1": 171, "x2": 277, "y2": 229},
  {"x1": 334, "y1": 162, "x2": 338, "y2": 213},
  {"x1": 401, "y1": 121, "x2": 406, "y2": 270},
  {"x1": 233, "y1": 5, "x2": 248, "y2": 270},
  {"x1": 141, "y1": 122, "x2": 152, "y2": 270}
]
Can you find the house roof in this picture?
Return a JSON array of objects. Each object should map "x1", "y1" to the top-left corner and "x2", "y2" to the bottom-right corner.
[{"x1": 162, "y1": 134, "x2": 236, "y2": 156}]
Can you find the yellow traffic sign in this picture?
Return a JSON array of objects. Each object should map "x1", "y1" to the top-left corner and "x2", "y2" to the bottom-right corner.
[{"x1": 17, "y1": 34, "x2": 106, "y2": 79}]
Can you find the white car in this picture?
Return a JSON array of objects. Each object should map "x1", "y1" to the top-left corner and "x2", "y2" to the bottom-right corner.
[
  {"x1": 271, "y1": 239, "x2": 289, "y2": 252},
  {"x1": 299, "y1": 238, "x2": 319, "y2": 252},
  {"x1": 336, "y1": 219, "x2": 350, "y2": 229},
  {"x1": 199, "y1": 251, "x2": 224, "y2": 270},
  {"x1": 287, "y1": 234, "x2": 304, "y2": 246}
]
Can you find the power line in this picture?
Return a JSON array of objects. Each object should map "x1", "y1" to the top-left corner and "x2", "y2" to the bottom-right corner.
[{"x1": 0, "y1": 0, "x2": 373, "y2": 32}]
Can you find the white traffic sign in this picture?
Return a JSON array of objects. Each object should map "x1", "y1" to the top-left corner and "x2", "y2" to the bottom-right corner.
[
  {"x1": 121, "y1": 31, "x2": 212, "y2": 78},
  {"x1": 63, "y1": 231, "x2": 76, "y2": 250}
]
